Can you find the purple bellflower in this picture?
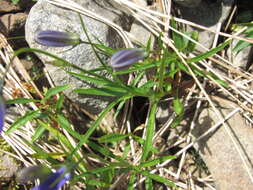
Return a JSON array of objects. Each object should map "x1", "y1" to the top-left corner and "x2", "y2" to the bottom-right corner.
[
  {"x1": 32, "y1": 167, "x2": 71, "y2": 190},
  {"x1": 17, "y1": 166, "x2": 71, "y2": 190},
  {"x1": 35, "y1": 30, "x2": 81, "y2": 47},
  {"x1": 0, "y1": 96, "x2": 5, "y2": 134},
  {"x1": 110, "y1": 48, "x2": 147, "y2": 71}
]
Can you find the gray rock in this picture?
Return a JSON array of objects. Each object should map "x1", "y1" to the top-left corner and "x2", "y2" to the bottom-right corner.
[
  {"x1": 228, "y1": 37, "x2": 253, "y2": 71},
  {"x1": 177, "y1": 0, "x2": 234, "y2": 50},
  {"x1": 25, "y1": 0, "x2": 131, "y2": 114},
  {"x1": 174, "y1": 0, "x2": 202, "y2": 8},
  {"x1": 194, "y1": 99, "x2": 253, "y2": 190},
  {"x1": 130, "y1": 21, "x2": 155, "y2": 47},
  {"x1": 0, "y1": 154, "x2": 19, "y2": 178}
]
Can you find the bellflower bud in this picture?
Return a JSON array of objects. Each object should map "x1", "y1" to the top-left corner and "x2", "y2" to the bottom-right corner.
[
  {"x1": 16, "y1": 166, "x2": 52, "y2": 184},
  {"x1": 17, "y1": 166, "x2": 71, "y2": 190},
  {"x1": 0, "y1": 96, "x2": 5, "y2": 134},
  {"x1": 35, "y1": 30, "x2": 81, "y2": 47},
  {"x1": 110, "y1": 48, "x2": 146, "y2": 71}
]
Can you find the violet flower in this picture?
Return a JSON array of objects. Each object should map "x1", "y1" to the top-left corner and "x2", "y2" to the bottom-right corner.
[
  {"x1": 35, "y1": 30, "x2": 81, "y2": 47},
  {"x1": 17, "y1": 166, "x2": 71, "y2": 190},
  {"x1": 32, "y1": 167, "x2": 71, "y2": 190},
  {"x1": 0, "y1": 96, "x2": 5, "y2": 134},
  {"x1": 110, "y1": 48, "x2": 146, "y2": 70}
]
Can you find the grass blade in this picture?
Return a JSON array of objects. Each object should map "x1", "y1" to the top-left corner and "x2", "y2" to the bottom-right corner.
[
  {"x1": 74, "y1": 87, "x2": 127, "y2": 97},
  {"x1": 145, "y1": 177, "x2": 153, "y2": 190},
  {"x1": 141, "y1": 101, "x2": 158, "y2": 162},
  {"x1": 6, "y1": 98, "x2": 39, "y2": 104},
  {"x1": 140, "y1": 170, "x2": 175, "y2": 188},
  {"x1": 32, "y1": 125, "x2": 46, "y2": 142},
  {"x1": 188, "y1": 40, "x2": 231, "y2": 63},
  {"x1": 44, "y1": 84, "x2": 72, "y2": 100},
  {"x1": 127, "y1": 172, "x2": 136, "y2": 190},
  {"x1": 6, "y1": 110, "x2": 41, "y2": 134},
  {"x1": 56, "y1": 114, "x2": 82, "y2": 139},
  {"x1": 67, "y1": 71, "x2": 113, "y2": 86},
  {"x1": 97, "y1": 133, "x2": 130, "y2": 143},
  {"x1": 68, "y1": 96, "x2": 132, "y2": 159},
  {"x1": 138, "y1": 155, "x2": 176, "y2": 169}
]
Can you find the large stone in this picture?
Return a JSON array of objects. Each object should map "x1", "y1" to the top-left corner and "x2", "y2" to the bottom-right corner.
[
  {"x1": 227, "y1": 37, "x2": 253, "y2": 71},
  {"x1": 25, "y1": 0, "x2": 131, "y2": 114},
  {"x1": 176, "y1": 0, "x2": 234, "y2": 51},
  {"x1": 174, "y1": 0, "x2": 202, "y2": 8},
  {"x1": 0, "y1": 154, "x2": 19, "y2": 178},
  {"x1": 194, "y1": 99, "x2": 253, "y2": 190}
]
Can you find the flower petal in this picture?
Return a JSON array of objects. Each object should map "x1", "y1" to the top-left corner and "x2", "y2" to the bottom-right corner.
[
  {"x1": 35, "y1": 30, "x2": 81, "y2": 47},
  {"x1": 110, "y1": 48, "x2": 146, "y2": 70},
  {"x1": 31, "y1": 167, "x2": 71, "y2": 190},
  {"x1": 0, "y1": 96, "x2": 5, "y2": 134},
  {"x1": 16, "y1": 166, "x2": 51, "y2": 184}
]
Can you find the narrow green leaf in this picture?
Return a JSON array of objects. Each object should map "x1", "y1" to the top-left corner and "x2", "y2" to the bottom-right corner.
[
  {"x1": 141, "y1": 102, "x2": 158, "y2": 162},
  {"x1": 32, "y1": 152, "x2": 66, "y2": 159},
  {"x1": 44, "y1": 84, "x2": 71, "y2": 100},
  {"x1": 86, "y1": 179, "x2": 110, "y2": 187},
  {"x1": 132, "y1": 71, "x2": 145, "y2": 86},
  {"x1": 79, "y1": 14, "x2": 106, "y2": 67},
  {"x1": 47, "y1": 60, "x2": 71, "y2": 67},
  {"x1": 94, "y1": 43, "x2": 116, "y2": 55},
  {"x1": 127, "y1": 172, "x2": 136, "y2": 190},
  {"x1": 146, "y1": 35, "x2": 153, "y2": 53},
  {"x1": 73, "y1": 87, "x2": 127, "y2": 97},
  {"x1": 67, "y1": 71, "x2": 112, "y2": 86},
  {"x1": 145, "y1": 177, "x2": 153, "y2": 190},
  {"x1": 6, "y1": 98, "x2": 39, "y2": 104},
  {"x1": 114, "y1": 100, "x2": 126, "y2": 120},
  {"x1": 188, "y1": 40, "x2": 231, "y2": 63},
  {"x1": 98, "y1": 133, "x2": 130, "y2": 143},
  {"x1": 87, "y1": 141, "x2": 128, "y2": 164},
  {"x1": 171, "y1": 19, "x2": 188, "y2": 51},
  {"x1": 140, "y1": 170, "x2": 175, "y2": 188},
  {"x1": 37, "y1": 120, "x2": 74, "y2": 152},
  {"x1": 11, "y1": 0, "x2": 20, "y2": 4},
  {"x1": 138, "y1": 155, "x2": 176, "y2": 169},
  {"x1": 32, "y1": 125, "x2": 46, "y2": 142},
  {"x1": 171, "y1": 114, "x2": 184, "y2": 128},
  {"x1": 123, "y1": 143, "x2": 131, "y2": 159},
  {"x1": 190, "y1": 64, "x2": 207, "y2": 77},
  {"x1": 132, "y1": 135, "x2": 159, "y2": 154},
  {"x1": 56, "y1": 114, "x2": 82, "y2": 139},
  {"x1": 173, "y1": 98, "x2": 184, "y2": 115},
  {"x1": 6, "y1": 110, "x2": 41, "y2": 134},
  {"x1": 100, "y1": 167, "x2": 115, "y2": 184},
  {"x1": 210, "y1": 74, "x2": 229, "y2": 88},
  {"x1": 186, "y1": 31, "x2": 199, "y2": 52},
  {"x1": 233, "y1": 30, "x2": 253, "y2": 53},
  {"x1": 140, "y1": 81, "x2": 159, "y2": 90},
  {"x1": 68, "y1": 96, "x2": 132, "y2": 160},
  {"x1": 56, "y1": 94, "x2": 64, "y2": 112},
  {"x1": 22, "y1": 139, "x2": 58, "y2": 164}
]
